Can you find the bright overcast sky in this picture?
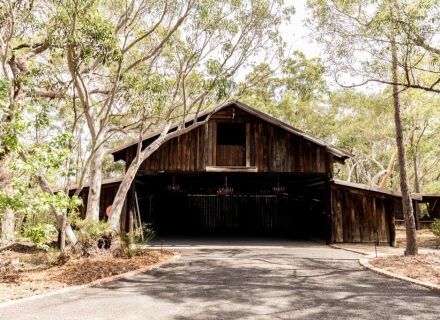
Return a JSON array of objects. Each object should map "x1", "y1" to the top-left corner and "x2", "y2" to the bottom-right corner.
[{"x1": 281, "y1": 0, "x2": 323, "y2": 59}]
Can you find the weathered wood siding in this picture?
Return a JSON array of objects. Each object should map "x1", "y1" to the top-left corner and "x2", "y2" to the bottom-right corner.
[
  {"x1": 74, "y1": 183, "x2": 124, "y2": 226},
  {"x1": 331, "y1": 184, "x2": 396, "y2": 245},
  {"x1": 125, "y1": 106, "x2": 333, "y2": 174}
]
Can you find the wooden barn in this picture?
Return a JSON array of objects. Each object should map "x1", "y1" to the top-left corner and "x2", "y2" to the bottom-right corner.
[
  {"x1": 75, "y1": 101, "x2": 412, "y2": 245},
  {"x1": 416, "y1": 193, "x2": 440, "y2": 228}
]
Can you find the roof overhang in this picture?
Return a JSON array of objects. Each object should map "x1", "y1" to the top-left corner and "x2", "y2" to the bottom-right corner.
[{"x1": 109, "y1": 100, "x2": 354, "y2": 162}]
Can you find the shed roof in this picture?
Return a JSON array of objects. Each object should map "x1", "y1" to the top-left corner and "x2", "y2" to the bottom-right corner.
[
  {"x1": 333, "y1": 179, "x2": 424, "y2": 201},
  {"x1": 109, "y1": 100, "x2": 354, "y2": 161}
]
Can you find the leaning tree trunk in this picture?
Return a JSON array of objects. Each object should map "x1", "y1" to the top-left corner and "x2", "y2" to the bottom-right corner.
[
  {"x1": 391, "y1": 36, "x2": 418, "y2": 256},
  {"x1": 85, "y1": 143, "x2": 105, "y2": 221},
  {"x1": 107, "y1": 136, "x2": 167, "y2": 231},
  {"x1": 108, "y1": 123, "x2": 175, "y2": 232}
]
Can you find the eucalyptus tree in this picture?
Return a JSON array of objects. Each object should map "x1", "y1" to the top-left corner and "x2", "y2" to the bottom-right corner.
[
  {"x1": 0, "y1": 0, "x2": 79, "y2": 244},
  {"x1": 106, "y1": 0, "x2": 294, "y2": 230},
  {"x1": 304, "y1": 0, "x2": 440, "y2": 255},
  {"x1": 241, "y1": 52, "x2": 329, "y2": 133},
  {"x1": 44, "y1": 0, "x2": 294, "y2": 230}
]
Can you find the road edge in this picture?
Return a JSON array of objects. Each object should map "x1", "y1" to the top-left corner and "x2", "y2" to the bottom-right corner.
[
  {"x1": 329, "y1": 244, "x2": 440, "y2": 291},
  {"x1": 358, "y1": 256, "x2": 440, "y2": 291}
]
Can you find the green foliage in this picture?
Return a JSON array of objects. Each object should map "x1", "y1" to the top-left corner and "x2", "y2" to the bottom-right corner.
[
  {"x1": 67, "y1": 214, "x2": 114, "y2": 255},
  {"x1": 25, "y1": 223, "x2": 57, "y2": 251},
  {"x1": 48, "y1": 0, "x2": 121, "y2": 66},
  {"x1": 431, "y1": 219, "x2": 440, "y2": 237},
  {"x1": 133, "y1": 223, "x2": 155, "y2": 244},
  {"x1": 117, "y1": 223, "x2": 155, "y2": 258}
]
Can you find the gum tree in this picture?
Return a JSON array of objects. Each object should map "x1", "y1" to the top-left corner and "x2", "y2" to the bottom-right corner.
[
  {"x1": 0, "y1": 0, "x2": 78, "y2": 244},
  {"x1": 305, "y1": 0, "x2": 440, "y2": 255}
]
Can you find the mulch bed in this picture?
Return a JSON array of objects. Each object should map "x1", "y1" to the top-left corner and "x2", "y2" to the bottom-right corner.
[
  {"x1": 370, "y1": 227, "x2": 440, "y2": 286},
  {"x1": 371, "y1": 253, "x2": 440, "y2": 286},
  {"x1": 0, "y1": 243, "x2": 174, "y2": 302},
  {"x1": 396, "y1": 228, "x2": 440, "y2": 249}
]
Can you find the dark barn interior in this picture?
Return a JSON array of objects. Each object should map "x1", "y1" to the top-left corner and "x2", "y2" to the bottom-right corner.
[{"x1": 133, "y1": 173, "x2": 329, "y2": 239}]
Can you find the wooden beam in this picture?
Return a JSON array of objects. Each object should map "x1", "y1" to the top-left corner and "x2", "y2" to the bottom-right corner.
[{"x1": 206, "y1": 166, "x2": 258, "y2": 173}]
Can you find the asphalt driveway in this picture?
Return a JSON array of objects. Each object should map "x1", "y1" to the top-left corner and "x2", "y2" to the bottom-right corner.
[{"x1": 1, "y1": 240, "x2": 439, "y2": 319}]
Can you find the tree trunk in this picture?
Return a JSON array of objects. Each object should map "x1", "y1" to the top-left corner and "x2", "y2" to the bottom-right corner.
[
  {"x1": 58, "y1": 212, "x2": 66, "y2": 253},
  {"x1": 413, "y1": 151, "x2": 421, "y2": 230},
  {"x1": 85, "y1": 144, "x2": 105, "y2": 221},
  {"x1": 1, "y1": 209, "x2": 15, "y2": 241},
  {"x1": 127, "y1": 185, "x2": 135, "y2": 244},
  {"x1": 107, "y1": 157, "x2": 141, "y2": 231},
  {"x1": 0, "y1": 160, "x2": 14, "y2": 241},
  {"x1": 35, "y1": 175, "x2": 78, "y2": 245},
  {"x1": 108, "y1": 123, "x2": 175, "y2": 231},
  {"x1": 391, "y1": 35, "x2": 418, "y2": 256},
  {"x1": 379, "y1": 149, "x2": 397, "y2": 189}
]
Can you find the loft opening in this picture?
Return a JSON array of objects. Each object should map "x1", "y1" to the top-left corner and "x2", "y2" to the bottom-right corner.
[
  {"x1": 216, "y1": 123, "x2": 246, "y2": 146},
  {"x1": 216, "y1": 122, "x2": 246, "y2": 166}
]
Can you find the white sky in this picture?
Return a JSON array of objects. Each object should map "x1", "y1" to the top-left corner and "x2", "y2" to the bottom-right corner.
[
  {"x1": 277, "y1": 0, "x2": 381, "y2": 93},
  {"x1": 281, "y1": 0, "x2": 323, "y2": 59}
]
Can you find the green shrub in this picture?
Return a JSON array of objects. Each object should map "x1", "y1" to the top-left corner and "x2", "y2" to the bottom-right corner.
[
  {"x1": 133, "y1": 223, "x2": 155, "y2": 244},
  {"x1": 72, "y1": 217, "x2": 113, "y2": 247},
  {"x1": 431, "y1": 219, "x2": 440, "y2": 237},
  {"x1": 25, "y1": 223, "x2": 57, "y2": 251},
  {"x1": 69, "y1": 214, "x2": 113, "y2": 256}
]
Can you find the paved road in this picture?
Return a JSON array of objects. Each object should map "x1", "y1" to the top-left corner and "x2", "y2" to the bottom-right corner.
[{"x1": 1, "y1": 240, "x2": 439, "y2": 319}]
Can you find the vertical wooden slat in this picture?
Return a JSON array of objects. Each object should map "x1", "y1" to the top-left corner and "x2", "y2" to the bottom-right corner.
[
  {"x1": 207, "y1": 122, "x2": 213, "y2": 166},
  {"x1": 246, "y1": 123, "x2": 251, "y2": 167},
  {"x1": 212, "y1": 122, "x2": 217, "y2": 166}
]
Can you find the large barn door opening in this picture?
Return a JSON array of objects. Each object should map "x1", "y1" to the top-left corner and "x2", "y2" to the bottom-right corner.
[{"x1": 134, "y1": 174, "x2": 330, "y2": 240}]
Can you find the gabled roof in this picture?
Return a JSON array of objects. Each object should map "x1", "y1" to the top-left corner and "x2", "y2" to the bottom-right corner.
[{"x1": 110, "y1": 100, "x2": 354, "y2": 161}]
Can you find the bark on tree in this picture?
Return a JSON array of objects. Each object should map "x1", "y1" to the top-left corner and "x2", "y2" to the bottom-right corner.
[
  {"x1": 107, "y1": 122, "x2": 197, "y2": 231},
  {"x1": 85, "y1": 145, "x2": 105, "y2": 221},
  {"x1": 1, "y1": 209, "x2": 15, "y2": 241},
  {"x1": 412, "y1": 139, "x2": 421, "y2": 230},
  {"x1": 35, "y1": 175, "x2": 78, "y2": 245},
  {"x1": 379, "y1": 149, "x2": 397, "y2": 189},
  {"x1": 58, "y1": 212, "x2": 66, "y2": 253},
  {"x1": 391, "y1": 35, "x2": 418, "y2": 256},
  {"x1": 0, "y1": 160, "x2": 14, "y2": 240}
]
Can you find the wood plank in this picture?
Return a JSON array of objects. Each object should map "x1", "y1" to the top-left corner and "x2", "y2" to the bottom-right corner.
[
  {"x1": 207, "y1": 122, "x2": 213, "y2": 166},
  {"x1": 246, "y1": 123, "x2": 251, "y2": 167},
  {"x1": 212, "y1": 122, "x2": 217, "y2": 166},
  {"x1": 206, "y1": 166, "x2": 258, "y2": 172}
]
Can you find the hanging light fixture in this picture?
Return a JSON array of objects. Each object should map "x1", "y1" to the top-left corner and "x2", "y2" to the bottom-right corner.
[
  {"x1": 217, "y1": 176, "x2": 233, "y2": 195},
  {"x1": 272, "y1": 176, "x2": 285, "y2": 194},
  {"x1": 167, "y1": 176, "x2": 182, "y2": 193}
]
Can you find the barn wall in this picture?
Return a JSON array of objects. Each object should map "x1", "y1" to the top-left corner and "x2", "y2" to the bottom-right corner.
[
  {"x1": 126, "y1": 106, "x2": 332, "y2": 174},
  {"x1": 331, "y1": 185, "x2": 396, "y2": 245},
  {"x1": 73, "y1": 183, "x2": 123, "y2": 224}
]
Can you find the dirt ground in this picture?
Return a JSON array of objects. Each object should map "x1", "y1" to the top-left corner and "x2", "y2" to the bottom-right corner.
[
  {"x1": 371, "y1": 253, "x2": 440, "y2": 285},
  {"x1": 0, "y1": 243, "x2": 174, "y2": 303},
  {"x1": 370, "y1": 227, "x2": 440, "y2": 286},
  {"x1": 396, "y1": 227, "x2": 440, "y2": 249}
]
